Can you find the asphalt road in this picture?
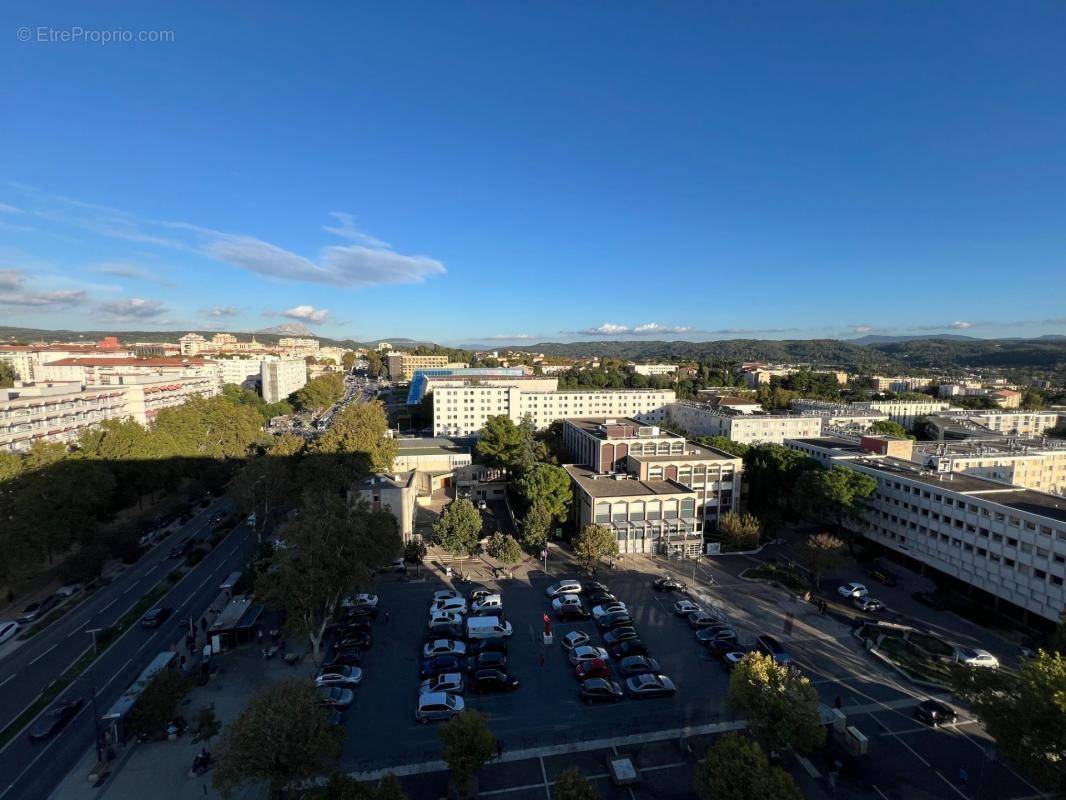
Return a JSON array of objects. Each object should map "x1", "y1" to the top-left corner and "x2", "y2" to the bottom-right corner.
[
  {"x1": 0, "y1": 510, "x2": 256, "y2": 800},
  {"x1": 0, "y1": 497, "x2": 233, "y2": 733}
]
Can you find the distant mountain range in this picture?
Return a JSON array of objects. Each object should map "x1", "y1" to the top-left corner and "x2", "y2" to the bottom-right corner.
[
  {"x1": 849, "y1": 334, "x2": 981, "y2": 345},
  {"x1": 257, "y1": 322, "x2": 316, "y2": 336}
]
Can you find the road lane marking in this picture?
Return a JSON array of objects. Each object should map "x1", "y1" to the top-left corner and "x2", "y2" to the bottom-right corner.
[
  {"x1": 935, "y1": 770, "x2": 971, "y2": 799},
  {"x1": 28, "y1": 644, "x2": 57, "y2": 665},
  {"x1": 538, "y1": 756, "x2": 551, "y2": 800},
  {"x1": 0, "y1": 674, "x2": 15, "y2": 688}
]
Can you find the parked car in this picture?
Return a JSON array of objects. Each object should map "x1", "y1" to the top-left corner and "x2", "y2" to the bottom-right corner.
[
  {"x1": 428, "y1": 611, "x2": 464, "y2": 628},
  {"x1": 584, "y1": 590, "x2": 617, "y2": 606},
  {"x1": 315, "y1": 665, "x2": 363, "y2": 688},
  {"x1": 837, "y1": 582, "x2": 868, "y2": 599},
  {"x1": 421, "y1": 654, "x2": 466, "y2": 679},
  {"x1": 624, "y1": 674, "x2": 676, "y2": 698},
  {"x1": 0, "y1": 621, "x2": 20, "y2": 645},
  {"x1": 334, "y1": 631, "x2": 372, "y2": 651},
  {"x1": 168, "y1": 539, "x2": 192, "y2": 559},
  {"x1": 687, "y1": 611, "x2": 723, "y2": 629},
  {"x1": 317, "y1": 687, "x2": 354, "y2": 711},
  {"x1": 603, "y1": 627, "x2": 640, "y2": 646},
  {"x1": 28, "y1": 698, "x2": 85, "y2": 741},
  {"x1": 468, "y1": 637, "x2": 508, "y2": 656},
  {"x1": 467, "y1": 651, "x2": 507, "y2": 672},
  {"x1": 420, "y1": 672, "x2": 464, "y2": 695},
  {"x1": 575, "y1": 658, "x2": 611, "y2": 681},
  {"x1": 854, "y1": 597, "x2": 883, "y2": 613},
  {"x1": 477, "y1": 500, "x2": 488, "y2": 510},
  {"x1": 55, "y1": 584, "x2": 82, "y2": 599},
  {"x1": 556, "y1": 605, "x2": 591, "y2": 621},
  {"x1": 705, "y1": 637, "x2": 743, "y2": 659},
  {"x1": 912, "y1": 591, "x2": 947, "y2": 611},
  {"x1": 583, "y1": 581, "x2": 610, "y2": 593},
  {"x1": 618, "y1": 656, "x2": 660, "y2": 677},
  {"x1": 468, "y1": 588, "x2": 494, "y2": 602},
  {"x1": 955, "y1": 647, "x2": 999, "y2": 669},
  {"x1": 580, "y1": 678, "x2": 624, "y2": 704},
  {"x1": 653, "y1": 576, "x2": 687, "y2": 593},
  {"x1": 596, "y1": 611, "x2": 634, "y2": 630},
  {"x1": 560, "y1": 631, "x2": 591, "y2": 651},
  {"x1": 17, "y1": 596, "x2": 57, "y2": 624},
  {"x1": 869, "y1": 568, "x2": 898, "y2": 586},
  {"x1": 592, "y1": 602, "x2": 627, "y2": 620},
  {"x1": 432, "y1": 597, "x2": 468, "y2": 615},
  {"x1": 551, "y1": 595, "x2": 583, "y2": 613},
  {"x1": 721, "y1": 651, "x2": 748, "y2": 672},
  {"x1": 472, "y1": 595, "x2": 503, "y2": 614},
  {"x1": 423, "y1": 639, "x2": 467, "y2": 659},
  {"x1": 914, "y1": 699, "x2": 957, "y2": 727},
  {"x1": 347, "y1": 593, "x2": 379, "y2": 608},
  {"x1": 755, "y1": 635, "x2": 791, "y2": 665},
  {"x1": 611, "y1": 640, "x2": 649, "y2": 660},
  {"x1": 139, "y1": 606, "x2": 172, "y2": 628},
  {"x1": 322, "y1": 648, "x2": 362, "y2": 669},
  {"x1": 334, "y1": 619, "x2": 373, "y2": 636},
  {"x1": 415, "y1": 692, "x2": 463, "y2": 723},
  {"x1": 672, "y1": 600, "x2": 701, "y2": 616},
  {"x1": 569, "y1": 645, "x2": 610, "y2": 666},
  {"x1": 470, "y1": 669, "x2": 519, "y2": 694},
  {"x1": 695, "y1": 627, "x2": 737, "y2": 646},
  {"x1": 546, "y1": 580, "x2": 583, "y2": 598},
  {"x1": 433, "y1": 590, "x2": 461, "y2": 603},
  {"x1": 425, "y1": 622, "x2": 464, "y2": 641}
]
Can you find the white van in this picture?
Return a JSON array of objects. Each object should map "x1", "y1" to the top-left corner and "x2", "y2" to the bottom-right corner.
[{"x1": 466, "y1": 617, "x2": 513, "y2": 639}]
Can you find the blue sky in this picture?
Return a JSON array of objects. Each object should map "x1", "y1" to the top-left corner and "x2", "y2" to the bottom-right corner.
[{"x1": 1, "y1": 2, "x2": 1064, "y2": 345}]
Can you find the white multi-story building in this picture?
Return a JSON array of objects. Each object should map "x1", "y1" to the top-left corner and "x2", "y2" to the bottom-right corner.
[
  {"x1": 866, "y1": 375, "x2": 934, "y2": 393},
  {"x1": 217, "y1": 356, "x2": 279, "y2": 388},
  {"x1": 839, "y1": 456, "x2": 1066, "y2": 624},
  {"x1": 260, "y1": 359, "x2": 308, "y2": 403},
  {"x1": 0, "y1": 342, "x2": 135, "y2": 382},
  {"x1": 791, "y1": 398, "x2": 951, "y2": 429},
  {"x1": 628, "y1": 364, "x2": 677, "y2": 377},
  {"x1": 35, "y1": 358, "x2": 224, "y2": 393},
  {"x1": 966, "y1": 410, "x2": 1061, "y2": 437},
  {"x1": 179, "y1": 333, "x2": 207, "y2": 356},
  {"x1": 212, "y1": 333, "x2": 238, "y2": 347},
  {"x1": 278, "y1": 337, "x2": 319, "y2": 351},
  {"x1": 911, "y1": 439, "x2": 1066, "y2": 497},
  {"x1": 433, "y1": 387, "x2": 674, "y2": 436},
  {"x1": 666, "y1": 401, "x2": 822, "y2": 445}
]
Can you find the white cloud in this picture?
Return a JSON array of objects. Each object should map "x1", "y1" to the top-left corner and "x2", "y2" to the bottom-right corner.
[
  {"x1": 0, "y1": 203, "x2": 23, "y2": 214},
  {"x1": 0, "y1": 268, "x2": 87, "y2": 309},
  {"x1": 633, "y1": 323, "x2": 693, "y2": 335},
  {"x1": 850, "y1": 325, "x2": 874, "y2": 334},
  {"x1": 96, "y1": 297, "x2": 168, "y2": 320},
  {"x1": 0, "y1": 269, "x2": 21, "y2": 291},
  {"x1": 282, "y1": 304, "x2": 329, "y2": 324},
  {"x1": 89, "y1": 261, "x2": 173, "y2": 286},
  {"x1": 322, "y1": 212, "x2": 391, "y2": 249},
  {"x1": 949, "y1": 321, "x2": 973, "y2": 329},
  {"x1": 576, "y1": 323, "x2": 633, "y2": 335},
  {"x1": 201, "y1": 305, "x2": 240, "y2": 318},
  {"x1": 487, "y1": 333, "x2": 535, "y2": 340}
]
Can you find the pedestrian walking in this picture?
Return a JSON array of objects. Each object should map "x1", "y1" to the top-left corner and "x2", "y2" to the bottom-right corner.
[
  {"x1": 539, "y1": 652, "x2": 545, "y2": 668},
  {"x1": 202, "y1": 643, "x2": 212, "y2": 661},
  {"x1": 200, "y1": 616, "x2": 208, "y2": 632},
  {"x1": 496, "y1": 740, "x2": 504, "y2": 761},
  {"x1": 958, "y1": 767, "x2": 969, "y2": 787},
  {"x1": 179, "y1": 654, "x2": 187, "y2": 672},
  {"x1": 257, "y1": 628, "x2": 263, "y2": 645}
]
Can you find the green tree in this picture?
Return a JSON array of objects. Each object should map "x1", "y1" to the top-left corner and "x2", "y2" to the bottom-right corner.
[
  {"x1": 515, "y1": 463, "x2": 572, "y2": 523},
  {"x1": 950, "y1": 650, "x2": 1066, "y2": 794},
  {"x1": 313, "y1": 401, "x2": 397, "y2": 475},
  {"x1": 432, "y1": 499, "x2": 482, "y2": 574},
  {"x1": 0, "y1": 362, "x2": 16, "y2": 388},
  {"x1": 191, "y1": 704, "x2": 221, "y2": 745},
  {"x1": 573, "y1": 523, "x2": 619, "y2": 569},
  {"x1": 257, "y1": 492, "x2": 401, "y2": 659},
  {"x1": 695, "y1": 436, "x2": 750, "y2": 458},
  {"x1": 867, "y1": 420, "x2": 909, "y2": 438},
  {"x1": 486, "y1": 533, "x2": 523, "y2": 565},
  {"x1": 476, "y1": 415, "x2": 527, "y2": 470},
  {"x1": 365, "y1": 350, "x2": 384, "y2": 378},
  {"x1": 151, "y1": 395, "x2": 263, "y2": 459},
  {"x1": 404, "y1": 538, "x2": 427, "y2": 565},
  {"x1": 694, "y1": 733, "x2": 803, "y2": 800},
  {"x1": 214, "y1": 678, "x2": 344, "y2": 799},
  {"x1": 799, "y1": 532, "x2": 846, "y2": 588},
  {"x1": 554, "y1": 767, "x2": 599, "y2": 800},
  {"x1": 727, "y1": 653, "x2": 825, "y2": 755},
  {"x1": 127, "y1": 669, "x2": 190, "y2": 737},
  {"x1": 439, "y1": 710, "x2": 497, "y2": 796},
  {"x1": 717, "y1": 512, "x2": 760, "y2": 551},
  {"x1": 292, "y1": 373, "x2": 344, "y2": 412},
  {"x1": 795, "y1": 465, "x2": 876, "y2": 532},
  {"x1": 341, "y1": 351, "x2": 357, "y2": 371},
  {"x1": 521, "y1": 503, "x2": 552, "y2": 551},
  {"x1": 60, "y1": 542, "x2": 109, "y2": 584}
]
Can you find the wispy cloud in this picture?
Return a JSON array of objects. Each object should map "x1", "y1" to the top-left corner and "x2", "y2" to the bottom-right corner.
[
  {"x1": 200, "y1": 305, "x2": 240, "y2": 319},
  {"x1": 89, "y1": 261, "x2": 174, "y2": 286},
  {"x1": 0, "y1": 268, "x2": 87, "y2": 309},
  {"x1": 322, "y1": 212, "x2": 391, "y2": 249},
  {"x1": 0, "y1": 203, "x2": 23, "y2": 214},
  {"x1": 281, "y1": 304, "x2": 329, "y2": 324},
  {"x1": 95, "y1": 297, "x2": 168, "y2": 321},
  {"x1": 486, "y1": 333, "x2": 536, "y2": 340}
]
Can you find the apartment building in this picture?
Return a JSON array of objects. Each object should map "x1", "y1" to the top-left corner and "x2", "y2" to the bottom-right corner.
[
  {"x1": 433, "y1": 386, "x2": 674, "y2": 436},
  {"x1": 391, "y1": 437, "x2": 473, "y2": 474},
  {"x1": 356, "y1": 472, "x2": 419, "y2": 541},
  {"x1": 278, "y1": 337, "x2": 319, "y2": 351},
  {"x1": 912, "y1": 439, "x2": 1066, "y2": 497},
  {"x1": 965, "y1": 410, "x2": 1061, "y2": 437},
  {"x1": 386, "y1": 352, "x2": 451, "y2": 381},
  {"x1": 260, "y1": 359, "x2": 308, "y2": 403},
  {"x1": 866, "y1": 375, "x2": 934, "y2": 393},
  {"x1": 786, "y1": 434, "x2": 915, "y2": 466},
  {"x1": 212, "y1": 333, "x2": 238, "y2": 347},
  {"x1": 217, "y1": 356, "x2": 279, "y2": 388},
  {"x1": 666, "y1": 400, "x2": 822, "y2": 444},
  {"x1": 35, "y1": 357, "x2": 224, "y2": 393},
  {"x1": 0, "y1": 342, "x2": 135, "y2": 382},
  {"x1": 792, "y1": 398, "x2": 951, "y2": 429},
  {"x1": 179, "y1": 333, "x2": 207, "y2": 356},
  {"x1": 628, "y1": 363, "x2": 677, "y2": 376},
  {"x1": 406, "y1": 368, "x2": 536, "y2": 404},
  {"x1": 839, "y1": 456, "x2": 1066, "y2": 624}
]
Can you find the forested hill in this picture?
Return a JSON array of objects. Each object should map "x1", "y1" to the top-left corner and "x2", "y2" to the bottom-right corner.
[{"x1": 508, "y1": 337, "x2": 1066, "y2": 371}]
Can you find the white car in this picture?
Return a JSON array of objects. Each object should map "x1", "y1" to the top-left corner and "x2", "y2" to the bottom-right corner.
[
  {"x1": 546, "y1": 580, "x2": 582, "y2": 598},
  {"x1": 560, "y1": 631, "x2": 590, "y2": 651},
  {"x1": 551, "y1": 595, "x2": 583, "y2": 612},
  {"x1": 672, "y1": 600, "x2": 701, "y2": 616},
  {"x1": 428, "y1": 611, "x2": 463, "y2": 627},
  {"x1": 416, "y1": 691, "x2": 464, "y2": 724},
  {"x1": 472, "y1": 595, "x2": 503, "y2": 614},
  {"x1": 592, "y1": 602, "x2": 627, "y2": 619},
  {"x1": 315, "y1": 665, "x2": 363, "y2": 687},
  {"x1": 433, "y1": 589, "x2": 460, "y2": 603},
  {"x1": 351, "y1": 593, "x2": 378, "y2": 608},
  {"x1": 477, "y1": 500, "x2": 488, "y2": 510},
  {"x1": 955, "y1": 647, "x2": 999, "y2": 669},
  {"x1": 55, "y1": 584, "x2": 82, "y2": 599},
  {"x1": 837, "y1": 582, "x2": 868, "y2": 599},
  {"x1": 569, "y1": 645, "x2": 610, "y2": 666},
  {"x1": 419, "y1": 672, "x2": 464, "y2": 695},
  {"x1": 0, "y1": 621, "x2": 19, "y2": 645},
  {"x1": 431, "y1": 597, "x2": 468, "y2": 615},
  {"x1": 423, "y1": 639, "x2": 467, "y2": 659}
]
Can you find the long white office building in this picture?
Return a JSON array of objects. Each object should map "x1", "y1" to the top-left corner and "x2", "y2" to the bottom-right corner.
[
  {"x1": 666, "y1": 401, "x2": 822, "y2": 444},
  {"x1": 433, "y1": 386, "x2": 674, "y2": 436},
  {"x1": 260, "y1": 359, "x2": 308, "y2": 403}
]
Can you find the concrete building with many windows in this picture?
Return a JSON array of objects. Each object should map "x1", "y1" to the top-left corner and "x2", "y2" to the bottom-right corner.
[
  {"x1": 35, "y1": 358, "x2": 223, "y2": 393},
  {"x1": 911, "y1": 439, "x2": 1066, "y2": 497},
  {"x1": 628, "y1": 363, "x2": 677, "y2": 376},
  {"x1": 406, "y1": 368, "x2": 542, "y2": 404},
  {"x1": 433, "y1": 387, "x2": 674, "y2": 436},
  {"x1": 964, "y1": 410, "x2": 1061, "y2": 437},
  {"x1": 260, "y1": 359, "x2": 307, "y2": 403},
  {"x1": 386, "y1": 353, "x2": 454, "y2": 381},
  {"x1": 839, "y1": 456, "x2": 1066, "y2": 624},
  {"x1": 666, "y1": 400, "x2": 822, "y2": 444},
  {"x1": 791, "y1": 398, "x2": 953, "y2": 429}
]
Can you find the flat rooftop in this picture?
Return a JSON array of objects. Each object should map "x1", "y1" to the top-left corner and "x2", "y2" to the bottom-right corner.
[
  {"x1": 630, "y1": 441, "x2": 741, "y2": 463},
  {"x1": 913, "y1": 439, "x2": 1066, "y2": 457},
  {"x1": 395, "y1": 437, "x2": 471, "y2": 457},
  {"x1": 564, "y1": 464, "x2": 693, "y2": 498},
  {"x1": 789, "y1": 436, "x2": 869, "y2": 453},
  {"x1": 566, "y1": 417, "x2": 680, "y2": 438}
]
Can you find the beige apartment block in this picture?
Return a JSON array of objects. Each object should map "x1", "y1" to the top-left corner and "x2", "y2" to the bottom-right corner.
[{"x1": 667, "y1": 400, "x2": 822, "y2": 444}]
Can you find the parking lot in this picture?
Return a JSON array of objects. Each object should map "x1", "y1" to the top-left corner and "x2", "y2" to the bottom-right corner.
[{"x1": 331, "y1": 554, "x2": 1049, "y2": 799}]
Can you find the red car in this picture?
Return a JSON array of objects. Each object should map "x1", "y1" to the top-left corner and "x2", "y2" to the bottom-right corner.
[{"x1": 575, "y1": 658, "x2": 610, "y2": 680}]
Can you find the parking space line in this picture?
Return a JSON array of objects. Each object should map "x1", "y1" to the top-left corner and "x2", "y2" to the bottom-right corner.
[
  {"x1": 0, "y1": 674, "x2": 14, "y2": 688},
  {"x1": 934, "y1": 770, "x2": 970, "y2": 799},
  {"x1": 538, "y1": 756, "x2": 551, "y2": 800},
  {"x1": 872, "y1": 784, "x2": 890, "y2": 800}
]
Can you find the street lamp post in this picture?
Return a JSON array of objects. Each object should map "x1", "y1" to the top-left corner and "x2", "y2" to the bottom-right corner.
[
  {"x1": 86, "y1": 672, "x2": 104, "y2": 764},
  {"x1": 86, "y1": 627, "x2": 103, "y2": 656}
]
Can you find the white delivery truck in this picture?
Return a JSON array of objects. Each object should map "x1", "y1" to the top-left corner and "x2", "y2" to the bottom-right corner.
[{"x1": 466, "y1": 617, "x2": 513, "y2": 639}]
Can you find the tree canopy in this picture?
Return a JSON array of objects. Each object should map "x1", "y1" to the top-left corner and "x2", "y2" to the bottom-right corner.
[
  {"x1": 291, "y1": 373, "x2": 344, "y2": 412},
  {"x1": 439, "y1": 710, "x2": 496, "y2": 795},
  {"x1": 554, "y1": 768, "x2": 600, "y2": 800},
  {"x1": 573, "y1": 523, "x2": 619, "y2": 568},
  {"x1": 694, "y1": 733, "x2": 803, "y2": 800},
  {"x1": 867, "y1": 419, "x2": 910, "y2": 438},
  {"x1": 486, "y1": 532, "x2": 524, "y2": 565},
  {"x1": 432, "y1": 499, "x2": 483, "y2": 561},
  {"x1": 313, "y1": 401, "x2": 397, "y2": 475},
  {"x1": 515, "y1": 463, "x2": 572, "y2": 522},
  {"x1": 727, "y1": 653, "x2": 825, "y2": 754},
  {"x1": 476, "y1": 415, "x2": 528, "y2": 470}
]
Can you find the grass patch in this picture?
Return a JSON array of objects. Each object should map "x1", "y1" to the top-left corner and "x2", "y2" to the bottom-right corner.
[
  {"x1": 877, "y1": 634, "x2": 953, "y2": 685},
  {"x1": 747, "y1": 562, "x2": 809, "y2": 592},
  {"x1": 907, "y1": 631, "x2": 955, "y2": 658}
]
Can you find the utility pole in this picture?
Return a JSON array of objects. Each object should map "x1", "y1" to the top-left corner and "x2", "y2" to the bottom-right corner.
[{"x1": 86, "y1": 627, "x2": 102, "y2": 656}]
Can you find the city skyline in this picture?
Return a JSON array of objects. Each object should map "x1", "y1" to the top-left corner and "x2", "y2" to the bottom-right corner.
[{"x1": 2, "y1": 3, "x2": 1065, "y2": 345}]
